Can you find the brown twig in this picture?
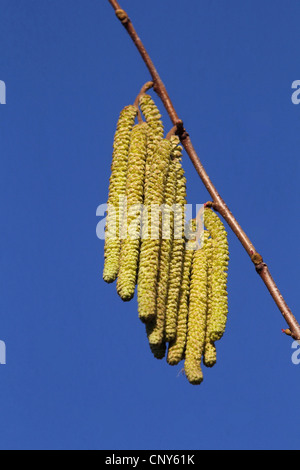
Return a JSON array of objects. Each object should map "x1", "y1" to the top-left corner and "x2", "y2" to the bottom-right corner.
[
  {"x1": 107, "y1": 0, "x2": 300, "y2": 340},
  {"x1": 133, "y1": 81, "x2": 154, "y2": 124},
  {"x1": 133, "y1": 81, "x2": 154, "y2": 109},
  {"x1": 166, "y1": 125, "x2": 178, "y2": 141}
]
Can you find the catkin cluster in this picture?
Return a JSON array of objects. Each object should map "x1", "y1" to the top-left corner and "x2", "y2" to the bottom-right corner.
[{"x1": 103, "y1": 90, "x2": 229, "y2": 385}]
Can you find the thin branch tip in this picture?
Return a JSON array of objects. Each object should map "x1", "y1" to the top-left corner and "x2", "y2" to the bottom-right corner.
[{"x1": 134, "y1": 81, "x2": 154, "y2": 108}]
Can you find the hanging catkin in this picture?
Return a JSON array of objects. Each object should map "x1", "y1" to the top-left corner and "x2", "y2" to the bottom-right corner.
[
  {"x1": 148, "y1": 342, "x2": 167, "y2": 361},
  {"x1": 184, "y1": 240, "x2": 208, "y2": 385},
  {"x1": 164, "y1": 158, "x2": 187, "y2": 342},
  {"x1": 117, "y1": 122, "x2": 148, "y2": 301},
  {"x1": 146, "y1": 136, "x2": 181, "y2": 356},
  {"x1": 167, "y1": 219, "x2": 197, "y2": 366},
  {"x1": 203, "y1": 341, "x2": 217, "y2": 368},
  {"x1": 139, "y1": 94, "x2": 164, "y2": 196},
  {"x1": 103, "y1": 105, "x2": 138, "y2": 284},
  {"x1": 137, "y1": 93, "x2": 166, "y2": 323},
  {"x1": 202, "y1": 235, "x2": 217, "y2": 368},
  {"x1": 204, "y1": 207, "x2": 229, "y2": 343},
  {"x1": 137, "y1": 139, "x2": 171, "y2": 323},
  {"x1": 139, "y1": 94, "x2": 164, "y2": 138}
]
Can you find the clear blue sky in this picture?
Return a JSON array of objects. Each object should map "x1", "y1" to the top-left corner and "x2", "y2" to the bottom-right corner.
[{"x1": 0, "y1": 0, "x2": 299, "y2": 450}]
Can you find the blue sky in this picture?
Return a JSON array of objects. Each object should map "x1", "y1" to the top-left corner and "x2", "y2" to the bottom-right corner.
[{"x1": 0, "y1": 0, "x2": 299, "y2": 450}]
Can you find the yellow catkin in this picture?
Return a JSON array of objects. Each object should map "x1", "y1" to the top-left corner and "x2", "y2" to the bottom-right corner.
[
  {"x1": 137, "y1": 139, "x2": 171, "y2": 323},
  {"x1": 203, "y1": 341, "x2": 217, "y2": 368},
  {"x1": 117, "y1": 123, "x2": 148, "y2": 301},
  {"x1": 139, "y1": 94, "x2": 164, "y2": 195},
  {"x1": 167, "y1": 220, "x2": 197, "y2": 365},
  {"x1": 184, "y1": 244, "x2": 208, "y2": 385},
  {"x1": 137, "y1": 94, "x2": 165, "y2": 314},
  {"x1": 164, "y1": 157, "x2": 187, "y2": 342},
  {"x1": 149, "y1": 342, "x2": 167, "y2": 361},
  {"x1": 139, "y1": 94, "x2": 164, "y2": 138},
  {"x1": 204, "y1": 208, "x2": 229, "y2": 343},
  {"x1": 203, "y1": 236, "x2": 217, "y2": 368},
  {"x1": 103, "y1": 105, "x2": 138, "y2": 284},
  {"x1": 146, "y1": 136, "x2": 181, "y2": 356}
]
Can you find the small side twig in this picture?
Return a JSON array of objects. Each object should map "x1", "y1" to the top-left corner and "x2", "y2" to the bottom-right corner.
[
  {"x1": 133, "y1": 81, "x2": 154, "y2": 124},
  {"x1": 133, "y1": 81, "x2": 154, "y2": 109}
]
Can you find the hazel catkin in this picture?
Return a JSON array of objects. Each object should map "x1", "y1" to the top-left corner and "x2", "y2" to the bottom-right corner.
[
  {"x1": 137, "y1": 139, "x2": 171, "y2": 323},
  {"x1": 204, "y1": 207, "x2": 229, "y2": 343},
  {"x1": 146, "y1": 136, "x2": 180, "y2": 351},
  {"x1": 139, "y1": 94, "x2": 164, "y2": 138},
  {"x1": 103, "y1": 105, "x2": 138, "y2": 284},
  {"x1": 117, "y1": 122, "x2": 148, "y2": 301},
  {"x1": 164, "y1": 156, "x2": 187, "y2": 342},
  {"x1": 139, "y1": 94, "x2": 164, "y2": 196},
  {"x1": 184, "y1": 243, "x2": 208, "y2": 385},
  {"x1": 202, "y1": 235, "x2": 217, "y2": 368},
  {"x1": 167, "y1": 219, "x2": 197, "y2": 366},
  {"x1": 203, "y1": 341, "x2": 217, "y2": 368}
]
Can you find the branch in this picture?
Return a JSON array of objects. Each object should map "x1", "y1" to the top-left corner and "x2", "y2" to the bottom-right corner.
[{"x1": 107, "y1": 0, "x2": 300, "y2": 340}]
